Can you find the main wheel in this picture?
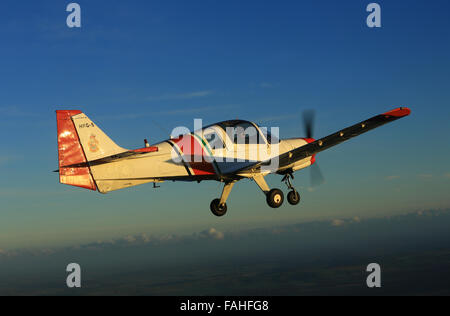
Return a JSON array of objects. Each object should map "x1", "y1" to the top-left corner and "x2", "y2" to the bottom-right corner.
[
  {"x1": 287, "y1": 190, "x2": 301, "y2": 205},
  {"x1": 266, "y1": 189, "x2": 284, "y2": 208},
  {"x1": 210, "y1": 199, "x2": 227, "y2": 217}
]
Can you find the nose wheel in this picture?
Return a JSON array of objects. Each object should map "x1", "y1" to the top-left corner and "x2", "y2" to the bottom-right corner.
[
  {"x1": 287, "y1": 190, "x2": 300, "y2": 205},
  {"x1": 282, "y1": 173, "x2": 301, "y2": 206}
]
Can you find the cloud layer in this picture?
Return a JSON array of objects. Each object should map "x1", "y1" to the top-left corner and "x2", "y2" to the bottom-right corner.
[{"x1": 3, "y1": 209, "x2": 450, "y2": 260}]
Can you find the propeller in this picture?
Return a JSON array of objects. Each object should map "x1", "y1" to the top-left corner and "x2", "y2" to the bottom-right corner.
[
  {"x1": 310, "y1": 162, "x2": 325, "y2": 187},
  {"x1": 302, "y1": 109, "x2": 315, "y2": 139},
  {"x1": 302, "y1": 110, "x2": 325, "y2": 187}
]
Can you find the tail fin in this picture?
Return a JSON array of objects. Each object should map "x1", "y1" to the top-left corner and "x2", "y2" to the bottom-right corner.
[
  {"x1": 70, "y1": 112, "x2": 126, "y2": 161},
  {"x1": 56, "y1": 110, "x2": 126, "y2": 191}
]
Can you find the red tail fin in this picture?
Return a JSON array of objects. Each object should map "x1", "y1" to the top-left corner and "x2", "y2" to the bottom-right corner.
[{"x1": 56, "y1": 110, "x2": 97, "y2": 191}]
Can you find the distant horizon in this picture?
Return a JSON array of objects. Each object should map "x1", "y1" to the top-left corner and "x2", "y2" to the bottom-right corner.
[
  {"x1": 1, "y1": 207, "x2": 450, "y2": 295},
  {"x1": 1, "y1": 207, "x2": 448, "y2": 255}
]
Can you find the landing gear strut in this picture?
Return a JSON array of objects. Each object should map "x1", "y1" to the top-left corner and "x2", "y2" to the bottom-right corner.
[
  {"x1": 252, "y1": 174, "x2": 284, "y2": 209},
  {"x1": 282, "y1": 173, "x2": 301, "y2": 206},
  {"x1": 210, "y1": 181, "x2": 236, "y2": 217}
]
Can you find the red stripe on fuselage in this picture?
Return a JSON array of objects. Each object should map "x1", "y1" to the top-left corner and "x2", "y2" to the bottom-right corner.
[{"x1": 171, "y1": 135, "x2": 215, "y2": 175}]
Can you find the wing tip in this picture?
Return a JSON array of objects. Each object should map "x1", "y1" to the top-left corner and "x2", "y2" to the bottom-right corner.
[{"x1": 383, "y1": 107, "x2": 411, "y2": 118}]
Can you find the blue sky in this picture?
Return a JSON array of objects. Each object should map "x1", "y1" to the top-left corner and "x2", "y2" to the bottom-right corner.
[{"x1": 0, "y1": 0, "x2": 450, "y2": 250}]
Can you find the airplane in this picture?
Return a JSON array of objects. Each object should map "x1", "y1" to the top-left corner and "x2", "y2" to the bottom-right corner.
[{"x1": 55, "y1": 107, "x2": 411, "y2": 217}]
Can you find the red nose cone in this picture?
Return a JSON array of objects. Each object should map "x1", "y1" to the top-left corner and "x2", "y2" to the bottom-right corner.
[{"x1": 301, "y1": 138, "x2": 316, "y2": 165}]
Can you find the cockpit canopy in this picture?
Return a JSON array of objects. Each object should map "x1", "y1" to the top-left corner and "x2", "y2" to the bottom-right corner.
[{"x1": 201, "y1": 120, "x2": 279, "y2": 148}]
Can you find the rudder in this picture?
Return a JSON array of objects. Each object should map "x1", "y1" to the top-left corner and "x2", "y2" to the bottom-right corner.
[{"x1": 56, "y1": 110, "x2": 97, "y2": 191}]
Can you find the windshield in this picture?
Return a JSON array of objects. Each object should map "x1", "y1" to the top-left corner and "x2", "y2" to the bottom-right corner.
[{"x1": 204, "y1": 129, "x2": 225, "y2": 149}]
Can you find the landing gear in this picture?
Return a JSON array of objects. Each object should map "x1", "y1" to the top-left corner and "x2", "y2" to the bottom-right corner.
[
  {"x1": 282, "y1": 172, "x2": 301, "y2": 206},
  {"x1": 210, "y1": 199, "x2": 227, "y2": 217},
  {"x1": 287, "y1": 190, "x2": 300, "y2": 205},
  {"x1": 266, "y1": 189, "x2": 284, "y2": 208},
  {"x1": 211, "y1": 173, "x2": 301, "y2": 214},
  {"x1": 252, "y1": 174, "x2": 285, "y2": 209},
  {"x1": 210, "y1": 181, "x2": 236, "y2": 217}
]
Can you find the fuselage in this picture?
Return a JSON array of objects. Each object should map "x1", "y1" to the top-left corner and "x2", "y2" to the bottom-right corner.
[{"x1": 90, "y1": 120, "x2": 315, "y2": 193}]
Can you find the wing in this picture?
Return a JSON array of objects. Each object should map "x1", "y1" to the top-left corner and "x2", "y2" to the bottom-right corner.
[{"x1": 235, "y1": 107, "x2": 411, "y2": 174}]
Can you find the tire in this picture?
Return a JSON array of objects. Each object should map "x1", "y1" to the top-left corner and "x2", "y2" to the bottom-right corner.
[
  {"x1": 210, "y1": 199, "x2": 227, "y2": 217},
  {"x1": 266, "y1": 189, "x2": 284, "y2": 208},
  {"x1": 287, "y1": 190, "x2": 301, "y2": 205}
]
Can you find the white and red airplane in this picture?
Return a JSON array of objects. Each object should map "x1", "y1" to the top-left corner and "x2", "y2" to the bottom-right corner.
[{"x1": 56, "y1": 107, "x2": 410, "y2": 216}]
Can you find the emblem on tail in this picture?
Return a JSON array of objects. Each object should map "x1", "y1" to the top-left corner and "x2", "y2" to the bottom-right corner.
[{"x1": 88, "y1": 134, "x2": 100, "y2": 153}]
